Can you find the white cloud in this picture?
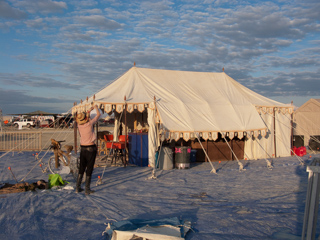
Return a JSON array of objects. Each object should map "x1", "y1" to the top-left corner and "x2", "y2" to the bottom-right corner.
[
  {"x1": 0, "y1": 0, "x2": 320, "y2": 113},
  {"x1": 14, "y1": 0, "x2": 67, "y2": 14},
  {"x1": 75, "y1": 15, "x2": 121, "y2": 30},
  {"x1": 0, "y1": 0, "x2": 27, "y2": 19},
  {"x1": 25, "y1": 18, "x2": 46, "y2": 29},
  {"x1": 0, "y1": 72, "x2": 78, "y2": 89}
]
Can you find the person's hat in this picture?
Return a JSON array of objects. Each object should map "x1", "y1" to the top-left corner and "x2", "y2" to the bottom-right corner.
[{"x1": 76, "y1": 112, "x2": 89, "y2": 125}]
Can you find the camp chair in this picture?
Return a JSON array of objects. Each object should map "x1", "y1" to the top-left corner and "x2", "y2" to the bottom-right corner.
[
  {"x1": 102, "y1": 134, "x2": 114, "y2": 155},
  {"x1": 114, "y1": 135, "x2": 128, "y2": 166},
  {"x1": 103, "y1": 134, "x2": 118, "y2": 165},
  {"x1": 97, "y1": 131, "x2": 111, "y2": 155},
  {"x1": 105, "y1": 135, "x2": 128, "y2": 166}
]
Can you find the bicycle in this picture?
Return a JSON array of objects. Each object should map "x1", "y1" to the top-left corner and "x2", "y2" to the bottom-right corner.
[{"x1": 48, "y1": 139, "x2": 79, "y2": 180}]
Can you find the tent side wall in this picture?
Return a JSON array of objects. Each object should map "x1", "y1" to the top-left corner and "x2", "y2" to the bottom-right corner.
[
  {"x1": 293, "y1": 99, "x2": 320, "y2": 147},
  {"x1": 244, "y1": 111, "x2": 291, "y2": 159},
  {"x1": 275, "y1": 111, "x2": 292, "y2": 157}
]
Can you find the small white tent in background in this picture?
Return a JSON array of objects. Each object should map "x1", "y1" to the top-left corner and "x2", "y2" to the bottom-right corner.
[
  {"x1": 293, "y1": 98, "x2": 320, "y2": 150},
  {"x1": 72, "y1": 66, "x2": 293, "y2": 168}
]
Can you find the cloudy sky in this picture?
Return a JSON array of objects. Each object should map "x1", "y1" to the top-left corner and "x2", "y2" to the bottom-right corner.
[{"x1": 0, "y1": 0, "x2": 319, "y2": 115}]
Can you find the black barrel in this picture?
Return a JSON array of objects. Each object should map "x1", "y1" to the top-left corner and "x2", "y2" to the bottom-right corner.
[
  {"x1": 309, "y1": 136, "x2": 320, "y2": 151},
  {"x1": 175, "y1": 146, "x2": 191, "y2": 169}
]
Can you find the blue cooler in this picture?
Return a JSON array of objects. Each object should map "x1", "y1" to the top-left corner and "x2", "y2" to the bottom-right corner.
[{"x1": 190, "y1": 149, "x2": 197, "y2": 163}]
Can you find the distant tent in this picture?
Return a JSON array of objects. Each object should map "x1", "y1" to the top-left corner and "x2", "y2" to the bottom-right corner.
[
  {"x1": 11, "y1": 110, "x2": 58, "y2": 116},
  {"x1": 293, "y1": 99, "x2": 320, "y2": 149},
  {"x1": 72, "y1": 67, "x2": 293, "y2": 166}
]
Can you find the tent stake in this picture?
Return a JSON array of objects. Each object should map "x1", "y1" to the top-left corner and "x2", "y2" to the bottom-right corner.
[
  {"x1": 221, "y1": 133, "x2": 245, "y2": 172},
  {"x1": 195, "y1": 133, "x2": 216, "y2": 174},
  {"x1": 247, "y1": 132, "x2": 273, "y2": 170}
]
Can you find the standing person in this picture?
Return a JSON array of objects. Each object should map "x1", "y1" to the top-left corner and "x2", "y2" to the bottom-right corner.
[{"x1": 75, "y1": 104, "x2": 101, "y2": 195}]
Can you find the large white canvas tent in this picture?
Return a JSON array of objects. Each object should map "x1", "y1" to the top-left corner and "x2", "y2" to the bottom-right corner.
[
  {"x1": 293, "y1": 98, "x2": 320, "y2": 149},
  {"x1": 72, "y1": 67, "x2": 293, "y2": 166}
]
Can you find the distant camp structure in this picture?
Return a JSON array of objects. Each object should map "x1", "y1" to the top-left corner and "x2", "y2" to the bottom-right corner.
[{"x1": 293, "y1": 99, "x2": 320, "y2": 151}]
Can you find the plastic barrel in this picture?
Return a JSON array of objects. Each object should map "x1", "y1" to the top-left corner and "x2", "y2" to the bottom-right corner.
[
  {"x1": 158, "y1": 147, "x2": 173, "y2": 170},
  {"x1": 175, "y1": 146, "x2": 191, "y2": 169}
]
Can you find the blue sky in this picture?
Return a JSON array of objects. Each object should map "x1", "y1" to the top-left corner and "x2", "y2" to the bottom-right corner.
[{"x1": 0, "y1": 0, "x2": 319, "y2": 115}]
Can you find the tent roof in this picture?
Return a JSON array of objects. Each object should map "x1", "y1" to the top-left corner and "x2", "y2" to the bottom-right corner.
[
  {"x1": 73, "y1": 67, "x2": 292, "y2": 134},
  {"x1": 294, "y1": 98, "x2": 320, "y2": 114},
  {"x1": 293, "y1": 99, "x2": 320, "y2": 137}
]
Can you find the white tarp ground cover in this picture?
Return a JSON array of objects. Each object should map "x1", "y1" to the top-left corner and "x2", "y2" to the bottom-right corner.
[{"x1": 0, "y1": 151, "x2": 319, "y2": 239}]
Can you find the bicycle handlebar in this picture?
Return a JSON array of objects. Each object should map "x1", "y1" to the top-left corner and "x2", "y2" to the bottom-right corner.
[{"x1": 50, "y1": 139, "x2": 66, "y2": 149}]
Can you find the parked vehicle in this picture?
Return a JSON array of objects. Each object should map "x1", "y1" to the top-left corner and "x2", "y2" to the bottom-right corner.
[
  {"x1": 58, "y1": 116, "x2": 74, "y2": 128},
  {"x1": 13, "y1": 119, "x2": 35, "y2": 128},
  {"x1": 39, "y1": 119, "x2": 54, "y2": 128}
]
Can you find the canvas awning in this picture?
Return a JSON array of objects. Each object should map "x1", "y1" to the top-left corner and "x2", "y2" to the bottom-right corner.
[{"x1": 72, "y1": 67, "x2": 293, "y2": 141}]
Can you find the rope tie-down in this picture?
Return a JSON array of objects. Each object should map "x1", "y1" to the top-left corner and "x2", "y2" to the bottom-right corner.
[
  {"x1": 96, "y1": 105, "x2": 124, "y2": 186},
  {"x1": 220, "y1": 132, "x2": 246, "y2": 172}
]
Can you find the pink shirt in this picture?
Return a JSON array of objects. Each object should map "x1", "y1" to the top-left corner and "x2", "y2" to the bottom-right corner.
[{"x1": 78, "y1": 115, "x2": 100, "y2": 146}]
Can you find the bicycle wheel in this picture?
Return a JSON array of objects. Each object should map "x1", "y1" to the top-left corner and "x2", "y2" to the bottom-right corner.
[
  {"x1": 70, "y1": 155, "x2": 86, "y2": 182},
  {"x1": 48, "y1": 156, "x2": 70, "y2": 175},
  {"x1": 68, "y1": 154, "x2": 80, "y2": 180}
]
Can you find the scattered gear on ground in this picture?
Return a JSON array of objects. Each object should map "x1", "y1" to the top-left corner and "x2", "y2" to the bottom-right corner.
[{"x1": 0, "y1": 180, "x2": 49, "y2": 194}]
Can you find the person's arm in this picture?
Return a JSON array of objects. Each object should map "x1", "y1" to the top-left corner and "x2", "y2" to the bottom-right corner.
[
  {"x1": 94, "y1": 104, "x2": 101, "y2": 119},
  {"x1": 88, "y1": 105, "x2": 101, "y2": 124}
]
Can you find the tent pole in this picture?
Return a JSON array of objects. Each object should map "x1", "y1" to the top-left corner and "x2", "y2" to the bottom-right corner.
[
  {"x1": 273, "y1": 107, "x2": 277, "y2": 158},
  {"x1": 195, "y1": 133, "x2": 216, "y2": 174},
  {"x1": 291, "y1": 101, "x2": 294, "y2": 150},
  {"x1": 269, "y1": 112, "x2": 305, "y2": 165},
  {"x1": 148, "y1": 96, "x2": 159, "y2": 179},
  {"x1": 221, "y1": 133, "x2": 245, "y2": 172},
  {"x1": 206, "y1": 139, "x2": 208, "y2": 162},
  {"x1": 96, "y1": 121, "x2": 98, "y2": 146},
  {"x1": 124, "y1": 96, "x2": 127, "y2": 167},
  {"x1": 73, "y1": 102, "x2": 78, "y2": 154},
  {"x1": 230, "y1": 138, "x2": 233, "y2": 160}
]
